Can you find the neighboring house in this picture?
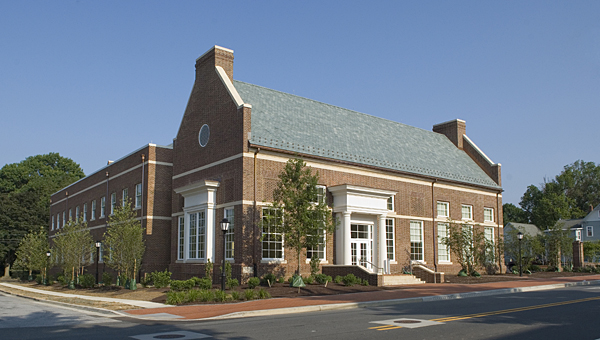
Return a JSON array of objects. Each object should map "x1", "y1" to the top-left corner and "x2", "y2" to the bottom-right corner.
[
  {"x1": 504, "y1": 222, "x2": 542, "y2": 239},
  {"x1": 49, "y1": 46, "x2": 503, "y2": 282},
  {"x1": 555, "y1": 218, "x2": 584, "y2": 241},
  {"x1": 573, "y1": 205, "x2": 600, "y2": 242}
]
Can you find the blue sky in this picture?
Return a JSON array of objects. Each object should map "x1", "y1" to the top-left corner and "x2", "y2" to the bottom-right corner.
[{"x1": 1, "y1": 1, "x2": 599, "y2": 205}]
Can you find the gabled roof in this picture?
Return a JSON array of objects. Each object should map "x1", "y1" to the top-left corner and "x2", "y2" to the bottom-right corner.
[
  {"x1": 504, "y1": 223, "x2": 542, "y2": 237},
  {"x1": 556, "y1": 219, "x2": 583, "y2": 230},
  {"x1": 233, "y1": 80, "x2": 500, "y2": 189}
]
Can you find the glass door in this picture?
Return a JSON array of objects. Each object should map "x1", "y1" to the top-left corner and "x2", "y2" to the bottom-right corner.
[{"x1": 351, "y1": 224, "x2": 373, "y2": 270}]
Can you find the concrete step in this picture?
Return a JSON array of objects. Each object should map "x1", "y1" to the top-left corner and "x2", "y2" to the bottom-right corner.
[{"x1": 381, "y1": 274, "x2": 425, "y2": 286}]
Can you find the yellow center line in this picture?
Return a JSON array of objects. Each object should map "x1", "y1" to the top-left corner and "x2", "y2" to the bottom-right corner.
[{"x1": 431, "y1": 296, "x2": 600, "y2": 323}]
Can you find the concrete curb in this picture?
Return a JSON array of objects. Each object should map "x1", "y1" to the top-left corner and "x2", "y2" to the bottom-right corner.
[
  {"x1": 0, "y1": 289, "x2": 122, "y2": 316},
  {"x1": 206, "y1": 279, "x2": 600, "y2": 320}
]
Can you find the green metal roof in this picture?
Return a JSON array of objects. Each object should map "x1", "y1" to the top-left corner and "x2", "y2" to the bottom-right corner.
[{"x1": 234, "y1": 80, "x2": 500, "y2": 189}]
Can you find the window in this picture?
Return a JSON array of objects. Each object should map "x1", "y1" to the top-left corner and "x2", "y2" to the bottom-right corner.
[
  {"x1": 410, "y1": 221, "x2": 424, "y2": 261},
  {"x1": 69, "y1": 209, "x2": 72, "y2": 221},
  {"x1": 57, "y1": 214, "x2": 60, "y2": 229},
  {"x1": 63, "y1": 211, "x2": 66, "y2": 225},
  {"x1": 110, "y1": 193, "x2": 116, "y2": 215},
  {"x1": 386, "y1": 218, "x2": 395, "y2": 261},
  {"x1": 91, "y1": 200, "x2": 96, "y2": 220},
  {"x1": 100, "y1": 197, "x2": 106, "y2": 218},
  {"x1": 437, "y1": 202, "x2": 449, "y2": 218},
  {"x1": 312, "y1": 185, "x2": 326, "y2": 204},
  {"x1": 387, "y1": 196, "x2": 394, "y2": 211},
  {"x1": 306, "y1": 231, "x2": 325, "y2": 261},
  {"x1": 122, "y1": 188, "x2": 128, "y2": 207},
  {"x1": 438, "y1": 223, "x2": 450, "y2": 262},
  {"x1": 135, "y1": 183, "x2": 142, "y2": 209},
  {"x1": 224, "y1": 208, "x2": 235, "y2": 259},
  {"x1": 178, "y1": 216, "x2": 185, "y2": 260},
  {"x1": 99, "y1": 244, "x2": 103, "y2": 263},
  {"x1": 188, "y1": 211, "x2": 206, "y2": 259},
  {"x1": 83, "y1": 203, "x2": 87, "y2": 221},
  {"x1": 51, "y1": 216, "x2": 55, "y2": 231},
  {"x1": 461, "y1": 205, "x2": 473, "y2": 220},
  {"x1": 484, "y1": 227, "x2": 495, "y2": 260},
  {"x1": 587, "y1": 226, "x2": 593, "y2": 237},
  {"x1": 262, "y1": 208, "x2": 283, "y2": 260},
  {"x1": 484, "y1": 208, "x2": 494, "y2": 222},
  {"x1": 75, "y1": 206, "x2": 80, "y2": 220}
]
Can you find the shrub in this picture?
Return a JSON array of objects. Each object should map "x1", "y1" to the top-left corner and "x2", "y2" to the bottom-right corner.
[
  {"x1": 102, "y1": 272, "x2": 113, "y2": 286},
  {"x1": 231, "y1": 290, "x2": 241, "y2": 301},
  {"x1": 205, "y1": 259, "x2": 213, "y2": 279},
  {"x1": 214, "y1": 289, "x2": 227, "y2": 302},
  {"x1": 528, "y1": 264, "x2": 541, "y2": 272},
  {"x1": 262, "y1": 273, "x2": 276, "y2": 286},
  {"x1": 57, "y1": 274, "x2": 68, "y2": 286},
  {"x1": 334, "y1": 275, "x2": 343, "y2": 284},
  {"x1": 314, "y1": 274, "x2": 332, "y2": 285},
  {"x1": 170, "y1": 279, "x2": 195, "y2": 292},
  {"x1": 79, "y1": 274, "x2": 95, "y2": 288},
  {"x1": 186, "y1": 289, "x2": 201, "y2": 303},
  {"x1": 35, "y1": 274, "x2": 43, "y2": 285},
  {"x1": 304, "y1": 275, "x2": 314, "y2": 284},
  {"x1": 341, "y1": 274, "x2": 361, "y2": 286},
  {"x1": 196, "y1": 277, "x2": 212, "y2": 290},
  {"x1": 46, "y1": 274, "x2": 55, "y2": 285},
  {"x1": 247, "y1": 277, "x2": 260, "y2": 289},
  {"x1": 361, "y1": 279, "x2": 369, "y2": 286},
  {"x1": 485, "y1": 263, "x2": 499, "y2": 275},
  {"x1": 151, "y1": 270, "x2": 172, "y2": 288},
  {"x1": 309, "y1": 255, "x2": 320, "y2": 277},
  {"x1": 277, "y1": 277, "x2": 284, "y2": 284},
  {"x1": 257, "y1": 288, "x2": 271, "y2": 299},
  {"x1": 226, "y1": 278, "x2": 239, "y2": 290},
  {"x1": 199, "y1": 289, "x2": 215, "y2": 302},
  {"x1": 244, "y1": 289, "x2": 255, "y2": 300},
  {"x1": 166, "y1": 291, "x2": 185, "y2": 305}
]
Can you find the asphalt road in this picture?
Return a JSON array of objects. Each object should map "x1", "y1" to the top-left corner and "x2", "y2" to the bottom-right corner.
[{"x1": 2, "y1": 285, "x2": 600, "y2": 339}]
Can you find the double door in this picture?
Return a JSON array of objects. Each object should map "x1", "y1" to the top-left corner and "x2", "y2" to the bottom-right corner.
[{"x1": 350, "y1": 224, "x2": 372, "y2": 270}]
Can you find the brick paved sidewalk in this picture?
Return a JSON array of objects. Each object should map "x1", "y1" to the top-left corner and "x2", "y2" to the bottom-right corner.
[{"x1": 123, "y1": 274, "x2": 600, "y2": 320}]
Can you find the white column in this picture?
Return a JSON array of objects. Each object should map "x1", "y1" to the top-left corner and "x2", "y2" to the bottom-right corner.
[
  {"x1": 343, "y1": 212, "x2": 352, "y2": 265},
  {"x1": 378, "y1": 214, "x2": 386, "y2": 274}
]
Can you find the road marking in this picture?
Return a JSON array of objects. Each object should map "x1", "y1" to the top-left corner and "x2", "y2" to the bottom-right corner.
[
  {"x1": 431, "y1": 296, "x2": 600, "y2": 323},
  {"x1": 130, "y1": 331, "x2": 212, "y2": 340},
  {"x1": 370, "y1": 318, "x2": 444, "y2": 330}
]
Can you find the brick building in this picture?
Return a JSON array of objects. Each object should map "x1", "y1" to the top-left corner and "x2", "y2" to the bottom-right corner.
[{"x1": 50, "y1": 46, "x2": 503, "y2": 283}]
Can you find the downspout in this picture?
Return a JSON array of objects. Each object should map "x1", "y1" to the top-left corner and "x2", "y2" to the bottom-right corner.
[
  {"x1": 105, "y1": 171, "x2": 109, "y2": 216},
  {"x1": 141, "y1": 154, "x2": 145, "y2": 228},
  {"x1": 431, "y1": 179, "x2": 437, "y2": 283},
  {"x1": 253, "y1": 148, "x2": 260, "y2": 277},
  {"x1": 496, "y1": 192, "x2": 502, "y2": 273}
]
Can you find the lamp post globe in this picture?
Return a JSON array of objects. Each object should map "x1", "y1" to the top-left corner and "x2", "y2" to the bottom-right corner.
[{"x1": 220, "y1": 218, "x2": 230, "y2": 291}]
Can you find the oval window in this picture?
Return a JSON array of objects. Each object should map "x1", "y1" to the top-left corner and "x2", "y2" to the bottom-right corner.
[{"x1": 198, "y1": 124, "x2": 210, "y2": 147}]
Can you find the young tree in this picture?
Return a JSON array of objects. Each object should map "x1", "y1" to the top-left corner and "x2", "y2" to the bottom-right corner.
[
  {"x1": 443, "y1": 224, "x2": 481, "y2": 275},
  {"x1": 14, "y1": 228, "x2": 49, "y2": 280},
  {"x1": 503, "y1": 227, "x2": 545, "y2": 270},
  {"x1": 543, "y1": 223, "x2": 573, "y2": 271},
  {"x1": 53, "y1": 217, "x2": 93, "y2": 285},
  {"x1": 262, "y1": 158, "x2": 336, "y2": 278},
  {"x1": 103, "y1": 202, "x2": 145, "y2": 283}
]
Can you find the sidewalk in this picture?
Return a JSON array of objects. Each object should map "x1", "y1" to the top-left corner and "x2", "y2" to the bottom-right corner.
[{"x1": 3, "y1": 276, "x2": 600, "y2": 321}]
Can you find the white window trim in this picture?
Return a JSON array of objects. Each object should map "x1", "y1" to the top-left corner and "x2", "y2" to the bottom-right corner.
[
  {"x1": 387, "y1": 196, "x2": 394, "y2": 211},
  {"x1": 461, "y1": 205, "x2": 473, "y2": 221},
  {"x1": 262, "y1": 207, "x2": 284, "y2": 261},
  {"x1": 177, "y1": 216, "x2": 185, "y2": 260},
  {"x1": 437, "y1": 222, "x2": 451, "y2": 263},
  {"x1": 187, "y1": 210, "x2": 207, "y2": 260},
  {"x1": 91, "y1": 200, "x2": 97, "y2": 221},
  {"x1": 437, "y1": 201, "x2": 449, "y2": 218},
  {"x1": 51, "y1": 216, "x2": 55, "y2": 231},
  {"x1": 484, "y1": 207, "x2": 494, "y2": 222},
  {"x1": 83, "y1": 203, "x2": 87, "y2": 222},
  {"x1": 110, "y1": 193, "x2": 116, "y2": 215},
  {"x1": 224, "y1": 207, "x2": 235, "y2": 261},
  {"x1": 306, "y1": 228, "x2": 327, "y2": 263},
  {"x1": 410, "y1": 220, "x2": 425, "y2": 263},
  {"x1": 587, "y1": 226, "x2": 593, "y2": 237},
  {"x1": 135, "y1": 183, "x2": 142, "y2": 209},
  {"x1": 122, "y1": 188, "x2": 128, "y2": 207},
  {"x1": 100, "y1": 197, "x2": 106, "y2": 218}
]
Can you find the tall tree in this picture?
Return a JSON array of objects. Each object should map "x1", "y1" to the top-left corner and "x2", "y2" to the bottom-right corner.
[
  {"x1": 262, "y1": 158, "x2": 336, "y2": 278},
  {"x1": 13, "y1": 228, "x2": 49, "y2": 280},
  {"x1": 502, "y1": 203, "x2": 528, "y2": 224},
  {"x1": 103, "y1": 202, "x2": 145, "y2": 282},
  {"x1": 0, "y1": 153, "x2": 84, "y2": 271},
  {"x1": 555, "y1": 160, "x2": 600, "y2": 214},
  {"x1": 53, "y1": 217, "x2": 94, "y2": 284}
]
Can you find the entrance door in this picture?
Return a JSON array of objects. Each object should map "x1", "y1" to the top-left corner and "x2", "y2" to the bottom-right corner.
[{"x1": 351, "y1": 224, "x2": 373, "y2": 270}]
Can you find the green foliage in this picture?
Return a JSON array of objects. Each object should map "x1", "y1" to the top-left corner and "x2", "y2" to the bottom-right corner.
[
  {"x1": 584, "y1": 240, "x2": 600, "y2": 262},
  {"x1": 334, "y1": 275, "x2": 343, "y2": 284},
  {"x1": 442, "y1": 225, "x2": 490, "y2": 275},
  {"x1": 220, "y1": 261, "x2": 232, "y2": 282},
  {"x1": 503, "y1": 203, "x2": 528, "y2": 224},
  {"x1": 304, "y1": 275, "x2": 314, "y2": 284},
  {"x1": 214, "y1": 289, "x2": 227, "y2": 302},
  {"x1": 170, "y1": 279, "x2": 195, "y2": 292},
  {"x1": 261, "y1": 158, "x2": 337, "y2": 276},
  {"x1": 361, "y1": 279, "x2": 369, "y2": 286},
  {"x1": 247, "y1": 277, "x2": 260, "y2": 289},
  {"x1": 309, "y1": 255, "x2": 321, "y2": 277},
  {"x1": 205, "y1": 259, "x2": 213, "y2": 280},
  {"x1": 148, "y1": 270, "x2": 171, "y2": 288},
  {"x1": 191, "y1": 277, "x2": 212, "y2": 290},
  {"x1": 199, "y1": 289, "x2": 215, "y2": 302},
  {"x1": 226, "y1": 278, "x2": 239, "y2": 290},
  {"x1": 341, "y1": 274, "x2": 361, "y2": 286},
  {"x1": 504, "y1": 227, "x2": 544, "y2": 268},
  {"x1": 13, "y1": 228, "x2": 49, "y2": 277},
  {"x1": 244, "y1": 289, "x2": 255, "y2": 300},
  {"x1": 0, "y1": 153, "x2": 84, "y2": 269},
  {"x1": 79, "y1": 274, "x2": 95, "y2": 288},
  {"x1": 166, "y1": 291, "x2": 185, "y2": 305},
  {"x1": 314, "y1": 274, "x2": 332, "y2": 284},
  {"x1": 102, "y1": 272, "x2": 113, "y2": 285},
  {"x1": 185, "y1": 289, "x2": 201, "y2": 303},
  {"x1": 103, "y1": 202, "x2": 145, "y2": 281},
  {"x1": 53, "y1": 217, "x2": 93, "y2": 281},
  {"x1": 277, "y1": 277, "x2": 284, "y2": 283},
  {"x1": 231, "y1": 290, "x2": 241, "y2": 301},
  {"x1": 262, "y1": 273, "x2": 276, "y2": 286},
  {"x1": 257, "y1": 288, "x2": 271, "y2": 299},
  {"x1": 544, "y1": 223, "x2": 573, "y2": 269},
  {"x1": 57, "y1": 274, "x2": 67, "y2": 286},
  {"x1": 35, "y1": 274, "x2": 43, "y2": 284}
]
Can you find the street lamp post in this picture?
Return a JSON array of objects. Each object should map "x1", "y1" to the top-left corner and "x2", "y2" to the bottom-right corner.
[
  {"x1": 95, "y1": 241, "x2": 101, "y2": 285},
  {"x1": 45, "y1": 251, "x2": 51, "y2": 285},
  {"x1": 517, "y1": 231, "x2": 523, "y2": 277},
  {"x1": 220, "y1": 218, "x2": 230, "y2": 291}
]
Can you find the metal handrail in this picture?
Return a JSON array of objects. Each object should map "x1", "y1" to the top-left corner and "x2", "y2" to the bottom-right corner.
[{"x1": 358, "y1": 257, "x2": 383, "y2": 274}]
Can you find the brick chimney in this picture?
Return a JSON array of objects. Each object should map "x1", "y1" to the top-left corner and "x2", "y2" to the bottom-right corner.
[
  {"x1": 432, "y1": 119, "x2": 466, "y2": 149},
  {"x1": 195, "y1": 45, "x2": 234, "y2": 83}
]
